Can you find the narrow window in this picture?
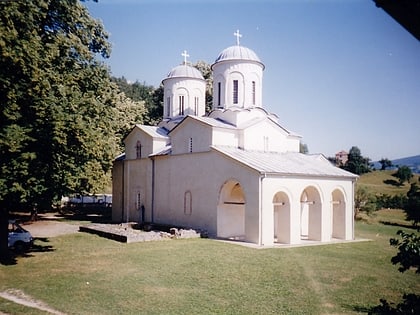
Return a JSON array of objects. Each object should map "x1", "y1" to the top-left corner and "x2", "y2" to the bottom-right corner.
[
  {"x1": 194, "y1": 96, "x2": 199, "y2": 115},
  {"x1": 136, "y1": 193, "x2": 141, "y2": 210},
  {"x1": 252, "y1": 81, "x2": 256, "y2": 105},
  {"x1": 189, "y1": 137, "x2": 193, "y2": 153},
  {"x1": 217, "y1": 82, "x2": 221, "y2": 106},
  {"x1": 136, "y1": 141, "x2": 142, "y2": 158},
  {"x1": 233, "y1": 80, "x2": 238, "y2": 104},
  {"x1": 166, "y1": 97, "x2": 170, "y2": 116},
  {"x1": 184, "y1": 191, "x2": 192, "y2": 215},
  {"x1": 263, "y1": 136, "x2": 269, "y2": 152},
  {"x1": 179, "y1": 95, "x2": 184, "y2": 115}
]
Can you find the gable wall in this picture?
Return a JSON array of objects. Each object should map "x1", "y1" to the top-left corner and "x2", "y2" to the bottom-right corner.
[
  {"x1": 170, "y1": 119, "x2": 212, "y2": 154},
  {"x1": 212, "y1": 128, "x2": 239, "y2": 147},
  {"x1": 241, "y1": 120, "x2": 300, "y2": 152},
  {"x1": 125, "y1": 128, "x2": 168, "y2": 160}
]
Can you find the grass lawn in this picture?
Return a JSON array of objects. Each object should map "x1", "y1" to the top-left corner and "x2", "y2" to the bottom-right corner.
[
  {"x1": 357, "y1": 170, "x2": 419, "y2": 196},
  {"x1": 1, "y1": 210, "x2": 419, "y2": 314}
]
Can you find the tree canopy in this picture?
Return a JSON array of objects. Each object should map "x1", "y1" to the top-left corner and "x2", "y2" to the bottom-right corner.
[
  {"x1": 342, "y1": 146, "x2": 372, "y2": 175},
  {"x1": 393, "y1": 165, "x2": 413, "y2": 186},
  {"x1": 379, "y1": 158, "x2": 393, "y2": 170},
  {"x1": 0, "y1": 0, "x2": 146, "y2": 260},
  {"x1": 112, "y1": 77, "x2": 162, "y2": 126}
]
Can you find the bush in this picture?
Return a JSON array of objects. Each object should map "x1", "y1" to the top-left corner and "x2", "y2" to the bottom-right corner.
[{"x1": 376, "y1": 194, "x2": 408, "y2": 210}]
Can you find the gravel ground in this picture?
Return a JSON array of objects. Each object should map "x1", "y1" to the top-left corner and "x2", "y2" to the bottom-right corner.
[
  {"x1": 22, "y1": 219, "x2": 79, "y2": 238},
  {"x1": 20, "y1": 213, "x2": 201, "y2": 243}
]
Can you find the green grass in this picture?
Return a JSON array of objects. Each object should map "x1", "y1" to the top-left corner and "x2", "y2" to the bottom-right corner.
[
  {"x1": 1, "y1": 210, "x2": 419, "y2": 314},
  {"x1": 357, "y1": 170, "x2": 419, "y2": 196}
]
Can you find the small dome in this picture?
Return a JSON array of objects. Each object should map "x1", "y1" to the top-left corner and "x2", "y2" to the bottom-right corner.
[
  {"x1": 165, "y1": 64, "x2": 204, "y2": 80},
  {"x1": 214, "y1": 45, "x2": 263, "y2": 65}
]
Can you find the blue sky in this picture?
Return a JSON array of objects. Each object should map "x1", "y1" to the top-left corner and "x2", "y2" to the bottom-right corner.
[{"x1": 85, "y1": 0, "x2": 420, "y2": 161}]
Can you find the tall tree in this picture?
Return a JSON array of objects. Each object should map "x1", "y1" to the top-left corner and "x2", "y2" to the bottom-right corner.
[
  {"x1": 393, "y1": 165, "x2": 413, "y2": 186},
  {"x1": 405, "y1": 181, "x2": 420, "y2": 225},
  {"x1": 0, "y1": 0, "x2": 129, "y2": 260},
  {"x1": 193, "y1": 61, "x2": 213, "y2": 113},
  {"x1": 379, "y1": 157, "x2": 393, "y2": 170},
  {"x1": 343, "y1": 146, "x2": 372, "y2": 175},
  {"x1": 112, "y1": 77, "x2": 162, "y2": 125}
]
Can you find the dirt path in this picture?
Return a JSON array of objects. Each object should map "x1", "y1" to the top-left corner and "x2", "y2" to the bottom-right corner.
[
  {"x1": 0, "y1": 289, "x2": 66, "y2": 315},
  {"x1": 22, "y1": 214, "x2": 79, "y2": 238}
]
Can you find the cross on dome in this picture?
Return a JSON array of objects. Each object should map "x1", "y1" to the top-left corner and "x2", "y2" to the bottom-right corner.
[
  {"x1": 234, "y1": 29, "x2": 242, "y2": 46},
  {"x1": 181, "y1": 50, "x2": 190, "y2": 64}
]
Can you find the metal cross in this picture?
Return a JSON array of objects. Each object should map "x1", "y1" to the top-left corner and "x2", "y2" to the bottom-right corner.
[
  {"x1": 181, "y1": 50, "x2": 189, "y2": 64},
  {"x1": 234, "y1": 29, "x2": 242, "y2": 45}
]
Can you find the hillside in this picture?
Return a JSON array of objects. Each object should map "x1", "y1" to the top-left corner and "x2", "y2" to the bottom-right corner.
[
  {"x1": 373, "y1": 154, "x2": 420, "y2": 174},
  {"x1": 357, "y1": 170, "x2": 420, "y2": 196}
]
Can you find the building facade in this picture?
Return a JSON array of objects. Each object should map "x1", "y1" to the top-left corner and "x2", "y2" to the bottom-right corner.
[{"x1": 112, "y1": 32, "x2": 357, "y2": 246}]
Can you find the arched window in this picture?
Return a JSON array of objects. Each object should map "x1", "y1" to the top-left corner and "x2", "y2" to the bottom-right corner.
[
  {"x1": 166, "y1": 97, "x2": 170, "y2": 117},
  {"x1": 217, "y1": 82, "x2": 221, "y2": 107},
  {"x1": 184, "y1": 191, "x2": 192, "y2": 215},
  {"x1": 252, "y1": 81, "x2": 256, "y2": 105},
  {"x1": 233, "y1": 80, "x2": 238, "y2": 104},
  {"x1": 194, "y1": 96, "x2": 199, "y2": 115},
  {"x1": 136, "y1": 141, "x2": 142, "y2": 159},
  {"x1": 179, "y1": 95, "x2": 184, "y2": 115}
]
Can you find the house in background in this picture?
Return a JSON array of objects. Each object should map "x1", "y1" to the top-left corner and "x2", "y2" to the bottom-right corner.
[
  {"x1": 335, "y1": 150, "x2": 349, "y2": 166},
  {"x1": 112, "y1": 32, "x2": 358, "y2": 246}
]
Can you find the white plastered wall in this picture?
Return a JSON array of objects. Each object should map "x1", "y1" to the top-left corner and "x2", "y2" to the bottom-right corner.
[
  {"x1": 212, "y1": 61, "x2": 263, "y2": 109},
  {"x1": 260, "y1": 176, "x2": 355, "y2": 246},
  {"x1": 152, "y1": 150, "x2": 261, "y2": 243}
]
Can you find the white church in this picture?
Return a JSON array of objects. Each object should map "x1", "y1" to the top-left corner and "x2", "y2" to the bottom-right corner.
[{"x1": 112, "y1": 31, "x2": 358, "y2": 246}]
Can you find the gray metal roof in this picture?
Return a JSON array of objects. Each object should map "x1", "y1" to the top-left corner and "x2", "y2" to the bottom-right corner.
[
  {"x1": 212, "y1": 146, "x2": 358, "y2": 179},
  {"x1": 189, "y1": 116, "x2": 237, "y2": 129},
  {"x1": 135, "y1": 125, "x2": 169, "y2": 139}
]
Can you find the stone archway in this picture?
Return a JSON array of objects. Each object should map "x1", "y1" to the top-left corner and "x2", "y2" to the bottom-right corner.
[
  {"x1": 300, "y1": 186, "x2": 322, "y2": 241},
  {"x1": 273, "y1": 192, "x2": 290, "y2": 244},
  {"x1": 332, "y1": 189, "x2": 346, "y2": 239},
  {"x1": 217, "y1": 180, "x2": 246, "y2": 240}
]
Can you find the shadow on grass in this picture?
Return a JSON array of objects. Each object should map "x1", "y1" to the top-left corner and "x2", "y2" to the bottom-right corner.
[
  {"x1": 383, "y1": 179, "x2": 401, "y2": 186},
  {"x1": 352, "y1": 294, "x2": 420, "y2": 314},
  {"x1": 0, "y1": 237, "x2": 55, "y2": 266},
  {"x1": 379, "y1": 221, "x2": 418, "y2": 230},
  {"x1": 30, "y1": 237, "x2": 55, "y2": 253}
]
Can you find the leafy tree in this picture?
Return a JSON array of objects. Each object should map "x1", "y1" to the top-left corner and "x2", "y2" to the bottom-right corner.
[
  {"x1": 193, "y1": 61, "x2": 213, "y2": 113},
  {"x1": 299, "y1": 142, "x2": 309, "y2": 154},
  {"x1": 379, "y1": 158, "x2": 393, "y2": 170},
  {"x1": 0, "y1": 0, "x2": 138, "y2": 261},
  {"x1": 113, "y1": 91, "x2": 147, "y2": 148},
  {"x1": 390, "y1": 230, "x2": 420, "y2": 273},
  {"x1": 354, "y1": 186, "x2": 377, "y2": 218},
  {"x1": 376, "y1": 193, "x2": 408, "y2": 210},
  {"x1": 393, "y1": 166, "x2": 413, "y2": 186},
  {"x1": 112, "y1": 77, "x2": 161, "y2": 125},
  {"x1": 405, "y1": 182, "x2": 420, "y2": 225},
  {"x1": 343, "y1": 146, "x2": 372, "y2": 175}
]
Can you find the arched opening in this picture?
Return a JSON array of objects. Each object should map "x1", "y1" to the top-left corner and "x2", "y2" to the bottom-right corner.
[
  {"x1": 332, "y1": 189, "x2": 346, "y2": 239},
  {"x1": 272, "y1": 192, "x2": 290, "y2": 244},
  {"x1": 217, "y1": 180, "x2": 245, "y2": 240},
  {"x1": 300, "y1": 187, "x2": 322, "y2": 241}
]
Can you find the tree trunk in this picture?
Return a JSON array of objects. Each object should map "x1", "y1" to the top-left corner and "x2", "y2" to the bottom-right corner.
[{"x1": 0, "y1": 207, "x2": 12, "y2": 263}]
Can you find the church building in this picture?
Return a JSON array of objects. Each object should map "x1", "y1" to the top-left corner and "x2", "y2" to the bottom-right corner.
[{"x1": 112, "y1": 31, "x2": 358, "y2": 246}]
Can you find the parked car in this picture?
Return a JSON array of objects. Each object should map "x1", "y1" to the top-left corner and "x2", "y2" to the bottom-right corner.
[{"x1": 8, "y1": 220, "x2": 33, "y2": 252}]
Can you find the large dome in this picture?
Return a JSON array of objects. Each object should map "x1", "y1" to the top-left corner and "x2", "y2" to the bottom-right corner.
[
  {"x1": 214, "y1": 45, "x2": 263, "y2": 66},
  {"x1": 165, "y1": 64, "x2": 204, "y2": 80}
]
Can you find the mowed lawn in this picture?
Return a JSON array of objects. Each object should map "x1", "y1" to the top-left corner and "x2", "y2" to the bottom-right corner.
[{"x1": 1, "y1": 210, "x2": 419, "y2": 314}]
